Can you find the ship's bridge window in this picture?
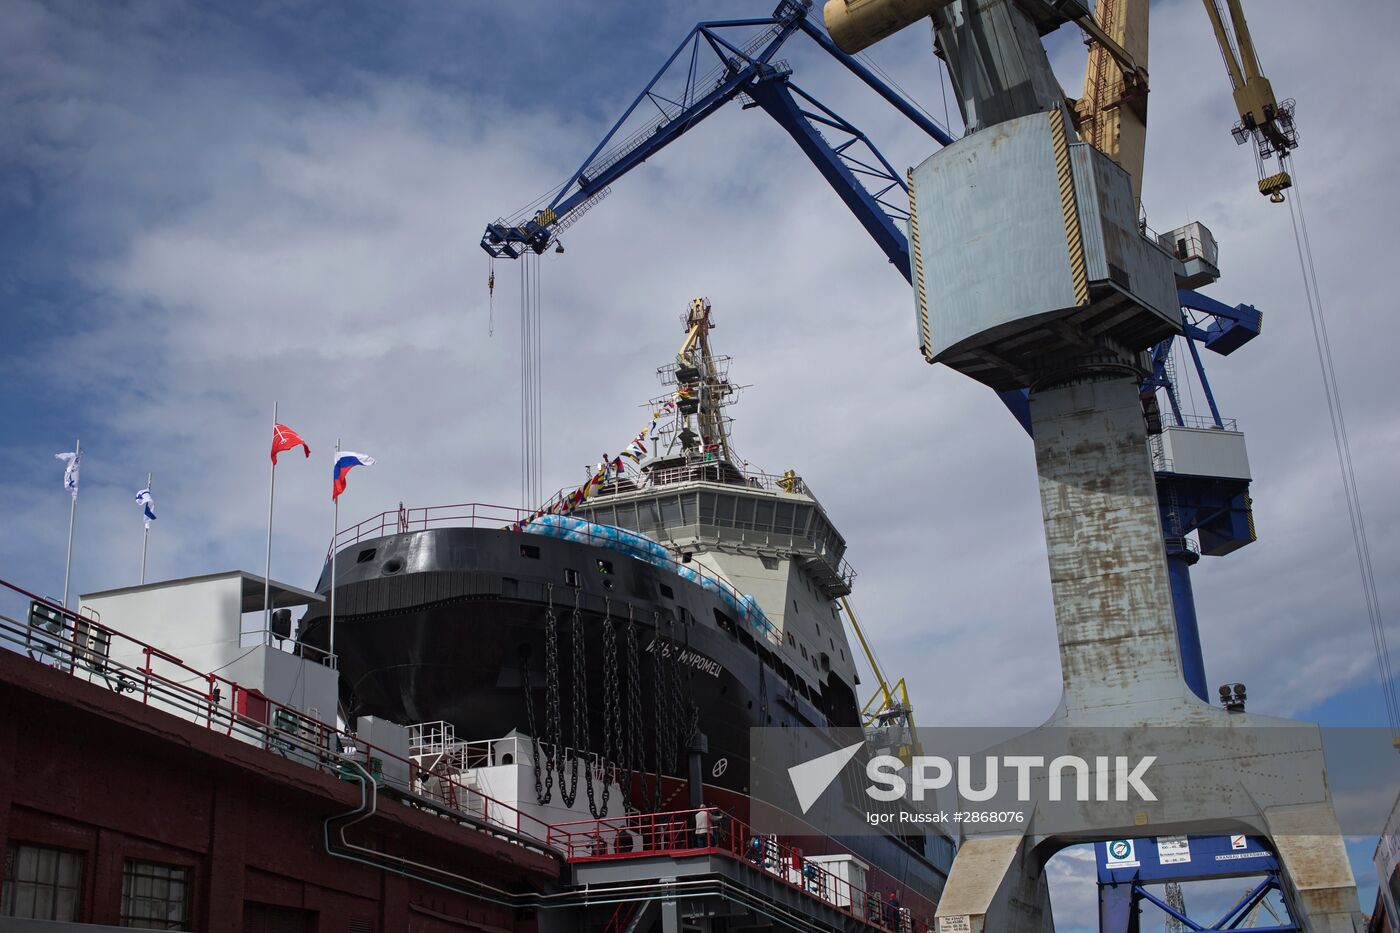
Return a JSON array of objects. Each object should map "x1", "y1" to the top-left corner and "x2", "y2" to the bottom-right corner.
[
  {"x1": 713, "y1": 609, "x2": 736, "y2": 636},
  {"x1": 659, "y1": 583, "x2": 674, "y2": 600},
  {"x1": 698, "y1": 493, "x2": 717, "y2": 525},
  {"x1": 738, "y1": 628, "x2": 755, "y2": 653},
  {"x1": 520, "y1": 544, "x2": 541, "y2": 560},
  {"x1": 773, "y1": 501, "x2": 795, "y2": 535}
]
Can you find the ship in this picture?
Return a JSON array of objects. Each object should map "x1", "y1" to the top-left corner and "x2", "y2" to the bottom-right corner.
[{"x1": 296, "y1": 297, "x2": 954, "y2": 900}]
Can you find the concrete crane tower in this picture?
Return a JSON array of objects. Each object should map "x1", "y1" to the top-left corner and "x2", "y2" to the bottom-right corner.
[{"x1": 824, "y1": 0, "x2": 1360, "y2": 930}]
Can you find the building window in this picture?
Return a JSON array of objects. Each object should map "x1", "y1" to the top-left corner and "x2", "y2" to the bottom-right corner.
[
  {"x1": 2, "y1": 843, "x2": 83, "y2": 920},
  {"x1": 120, "y1": 859, "x2": 190, "y2": 929}
]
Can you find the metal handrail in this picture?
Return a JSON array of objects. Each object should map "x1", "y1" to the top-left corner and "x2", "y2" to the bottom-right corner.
[
  {"x1": 0, "y1": 577, "x2": 553, "y2": 848},
  {"x1": 546, "y1": 806, "x2": 934, "y2": 933}
]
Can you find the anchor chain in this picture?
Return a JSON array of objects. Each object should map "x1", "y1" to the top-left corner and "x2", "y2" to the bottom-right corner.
[
  {"x1": 624, "y1": 606, "x2": 643, "y2": 810},
  {"x1": 651, "y1": 610, "x2": 669, "y2": 806},
  {"x1": 565, "y1": 592, "x2": 590, "y2": 810},
  {"x1": 667, "y1": 613, "x2": 690, "y2": 769},
  {"x1": 522, "y1": 656, "x2": 549, "y2": 804},
  {"x1": 592, "y1": 599, "x2": 620, "y2": 818},
  {"x1": 528, "y1": 585, "x2": 561, "y2": 805}
]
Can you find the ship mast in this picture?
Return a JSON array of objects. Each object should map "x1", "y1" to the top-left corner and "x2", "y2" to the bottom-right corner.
[{"x1": 670, "y1": 297, "x2": 735, "y2": 466}]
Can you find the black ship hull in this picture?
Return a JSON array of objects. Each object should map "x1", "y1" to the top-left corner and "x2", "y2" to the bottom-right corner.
[{"x1": 297, "y1": 526, "x2": 952, "y2": 896}]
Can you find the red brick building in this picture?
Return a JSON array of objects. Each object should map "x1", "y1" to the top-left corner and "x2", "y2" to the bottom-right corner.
[{"x1": 0, "y1": 647, "x2": 561, "y2": 931}]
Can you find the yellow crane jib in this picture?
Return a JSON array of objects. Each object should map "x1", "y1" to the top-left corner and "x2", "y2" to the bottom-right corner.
[
  {"x1": 1200, "y1": 0, "x2": 1298, "y2": 201},
  {"x1": 838, "y1": 596, "x2": 922, "y2": 765}
]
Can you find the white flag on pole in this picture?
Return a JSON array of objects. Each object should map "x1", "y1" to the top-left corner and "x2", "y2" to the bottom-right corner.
[
  {"x1": 55, "y1": 451, "x2": 80, "y2": 500},
  {"x1": 135, "y1": 488, "x2": 157, "y2": 528}
]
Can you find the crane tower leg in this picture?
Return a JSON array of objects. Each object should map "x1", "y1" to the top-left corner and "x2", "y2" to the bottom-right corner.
[{"x1": 873, "y1": 3, "x2": 1365, "y2": 928}]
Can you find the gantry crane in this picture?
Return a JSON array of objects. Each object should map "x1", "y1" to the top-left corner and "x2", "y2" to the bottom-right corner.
[
  {"x1": 480, "y1": 0, "x2": 1261, "y2": 704},
  {"x1": 478, "y1": 2, "x2": 1361, "y2": 928}
]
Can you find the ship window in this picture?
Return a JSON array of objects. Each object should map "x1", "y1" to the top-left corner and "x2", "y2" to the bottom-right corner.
[
  {"x1": 596, "y1": 559, "x2": 614, "y2": 575},
  {"x1": 564, "y1": 568, "x2": 581, "y2": 587},
  {"x1": 733, "y1": 498, "x2": 755, "y2": 529},
  {"x1": 356, "y1": 548, "x2": 377, "y2": 564},
  {"x1": 660, "y1": 496, "x2": 682, "y2": 528},
  {"x1": 815, "y1": 623, "x2": 821, "y2": 636},
  {"x1": 774, "y1": 501, "x2": 795, "y2": 535},
  {"x1": 792, "y1": 505, "x2": 812, "y2": 536},
  {"x1": 754, "y1": 499, "x2": 775, "y2": 530},
  {"x1": 759, "y1": 555, "x2": 778, "y2": 570},
  {"x1": 792, "y1": 600, "x2": 799, "y2": 615},
  {"x1": 120, "y1": 859, "x2": 190, "y2": 929},
  {"x1": 801, "y1": 645, "x2": 808, "y2": 660},
  {"x1": 698, "y1": 493, "x2": 716, "y2": 525},
  {"x1": 659, "y1": 583, "x2": 674, "y2": 600},
  {"x1": 2, "y1": 843, "x2": 83, "y2": 921},
  {"x1": 840, "y1": 648, "x2": 846, "y2": 661},
  {"x1": 520, "y1": 545, "x2": 541, "y2": 560},
  {"x1": 713, "y1": 609, "x2": 736, "y2": 636},
  {"x1": 787, "y1": 633, "x2": 795, "y2": 647},
  {"x1": 714, "y1": 494, "x2": 736, "y2": 527},
  {"x1": 738, "y1": 629, "x2": 755, "y2": 652}
]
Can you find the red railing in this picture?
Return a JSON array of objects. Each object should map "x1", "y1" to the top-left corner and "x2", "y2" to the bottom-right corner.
[
  {"x1": 0, "y1": 578, "x2": 552, "y2": 848},
  {"x1": 547, "y1": 808, "x2": 933, "y2": 933}
]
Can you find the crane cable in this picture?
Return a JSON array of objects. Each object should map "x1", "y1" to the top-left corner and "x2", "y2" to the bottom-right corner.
[
  {"x1": 520, "y1": 253, "x2": 545, "y2": 508},
  {"x1": 1285, "y1": 163, "x2": 1399, "y2": 742}
]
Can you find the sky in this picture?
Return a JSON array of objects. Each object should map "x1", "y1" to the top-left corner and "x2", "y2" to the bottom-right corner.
[{"x1": 1, "y1": 0, "x2": 1397, "y2": 927}]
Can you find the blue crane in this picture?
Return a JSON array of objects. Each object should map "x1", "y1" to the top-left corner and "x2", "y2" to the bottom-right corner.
[{"x1": 480, "y1": 0, "x2": 1259, "y2": 701}]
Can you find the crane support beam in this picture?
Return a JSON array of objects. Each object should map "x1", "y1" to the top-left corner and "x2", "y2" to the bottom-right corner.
[
  {"x1": 796, "y1": 16, "x2": 955, "y2": 146},
  {"x1": 1178, "y1": 288, "x2": 1262, "y2": 355}
]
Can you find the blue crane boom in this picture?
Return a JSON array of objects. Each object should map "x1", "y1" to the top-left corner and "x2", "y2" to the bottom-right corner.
[
  {"x1": 479, "y1": 0, "x2": 1267, "y2": 704},
  {"x1": 478, "y1": 0, "x2": 1257, "y2": 442}
]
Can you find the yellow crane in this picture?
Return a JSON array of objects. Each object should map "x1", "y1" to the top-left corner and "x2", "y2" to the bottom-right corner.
[
  {"x1": 838, "y1": 596, "x2": 921, "y2": 765},
  {"x1": 1199, "y1": 0, "x2": 1299, "y2": 201},
  {"x1": 1073, "y1": 0, "x2": 1151, "y2": 205},
  {"x1": 823, "y1": 0, "x2": 1295, "y2": 201}
]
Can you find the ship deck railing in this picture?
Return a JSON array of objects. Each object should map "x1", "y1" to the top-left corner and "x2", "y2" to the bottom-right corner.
[
  {"x1": 0, "y1": 577, "x2": 558, "y2": 855},
  {"x1": 547, "y1": 807, "x2": 935, "y2": 933},
  {"x1": 408, "y1": 725, "x2": 624, "y2": 784},
  {"x1": 330, "y1": 501, "x2": 792, "y2": 648}
]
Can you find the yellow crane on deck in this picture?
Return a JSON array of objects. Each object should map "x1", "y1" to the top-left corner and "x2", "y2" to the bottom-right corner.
[{"x1": 837, "y1": 596, "x2": 922, "y2": 765}]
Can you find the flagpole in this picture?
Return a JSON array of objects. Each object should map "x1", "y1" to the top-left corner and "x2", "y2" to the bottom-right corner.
[
  {"x1": 62, "y1": 437, "x2": 80, "y2": 610},
  {"x1": 329, "y1": 438, "x2": 340, "y2": 668},
  {"x1": 263, "y1": 402, "x2": 277, "y2": 634},
  {"x1": 140, "y1": 471, "x2": 152, "y2": 585}
]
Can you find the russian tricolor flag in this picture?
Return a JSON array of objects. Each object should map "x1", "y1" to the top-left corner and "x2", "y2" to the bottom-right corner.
[{"x1": 332, "y1": 451, "x2": 375, "y2": 500}]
